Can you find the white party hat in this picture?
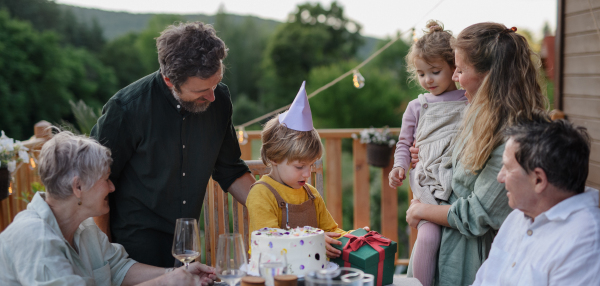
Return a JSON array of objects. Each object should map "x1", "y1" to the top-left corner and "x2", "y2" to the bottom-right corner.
[{"x1": 278, "y1": 81, "x2": 314, "y2": 131}]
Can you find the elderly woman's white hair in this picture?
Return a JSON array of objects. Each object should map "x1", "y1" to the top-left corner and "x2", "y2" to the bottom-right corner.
[{"x1": 38, "y1": 131, "x2": 112, "y2": 199}]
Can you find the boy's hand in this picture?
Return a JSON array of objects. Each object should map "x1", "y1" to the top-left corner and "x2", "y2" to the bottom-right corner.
[
  {"x1": 324, "y1": 232, "x2": 342, "y2": 258},
  {"x1": 388, "y1": 167, "x2": 406, "y2": 188}
]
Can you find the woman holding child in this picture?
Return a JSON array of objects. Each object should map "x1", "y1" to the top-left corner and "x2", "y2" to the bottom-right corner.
[{"x1": 404, "y1": 22, "x2": 548, "y2": 286}]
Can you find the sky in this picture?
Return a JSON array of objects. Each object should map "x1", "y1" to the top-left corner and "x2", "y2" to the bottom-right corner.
[{"x1": 54, "y1": 0, "x2": 557, "y2": 40}]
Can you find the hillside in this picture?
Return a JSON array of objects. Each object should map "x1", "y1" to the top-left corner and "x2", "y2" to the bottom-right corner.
[{"x1": 59, "y1": 4, "x2": 380, "y2": 59}]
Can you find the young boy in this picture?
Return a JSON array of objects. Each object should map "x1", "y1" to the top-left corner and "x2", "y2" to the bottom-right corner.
[{"x1": 246, "y1": 81, "x2": 346, "y2": 258}]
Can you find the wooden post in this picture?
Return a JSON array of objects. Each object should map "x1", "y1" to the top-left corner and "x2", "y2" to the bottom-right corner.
[
  {"x1": 34, "y1": 121, "x2": 52, "y2": 140},
  {"x1": 381, "y1": 150, "x2": 398, "y2": 260},
  {"x1": 353, "y1": 140, "x2": 370, "y2": 229},
  {"x1": 325, "y1": 138, "x2": 343, "y2": 227},
  {"x1": 240, "y1": 141, "x2": 252, "y2": 161}
]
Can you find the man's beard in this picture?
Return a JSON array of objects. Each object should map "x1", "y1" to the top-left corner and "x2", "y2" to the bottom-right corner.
[{"x1": 171, "y1": 88, "x2": 211, "y2": 113}]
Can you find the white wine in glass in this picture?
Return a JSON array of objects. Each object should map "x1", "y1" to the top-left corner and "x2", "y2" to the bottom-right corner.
[
  {"x1": 172, "y1": 218, "x2": 201, "y2": 269},
  {"x1": 216, "y1": 233, "x2": 247, "y2": 286}
]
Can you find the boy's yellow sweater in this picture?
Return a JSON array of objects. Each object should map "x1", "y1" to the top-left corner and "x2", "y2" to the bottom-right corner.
[{"x1": 246, "y1": 175, "x2": 348, "y2": 237}]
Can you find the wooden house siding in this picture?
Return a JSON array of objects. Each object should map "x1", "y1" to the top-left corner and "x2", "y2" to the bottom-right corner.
[{"x1": 557, "y1": 0, "x2": 600, "y2": 189}]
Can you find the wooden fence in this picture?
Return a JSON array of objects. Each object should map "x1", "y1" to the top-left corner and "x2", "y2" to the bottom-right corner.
[{"x1": 0, "y1": 122, "x2": 414, "y2": 264}]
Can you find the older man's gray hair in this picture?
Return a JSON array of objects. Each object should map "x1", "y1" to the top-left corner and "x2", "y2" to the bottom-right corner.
[{"x1": 38, "y1": 131, "x2": 113, "y2": 199}]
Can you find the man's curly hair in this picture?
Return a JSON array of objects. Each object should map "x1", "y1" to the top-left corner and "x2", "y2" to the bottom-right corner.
[{"x1": 157, "y1": 22, "x2": 227, "y2": 91}]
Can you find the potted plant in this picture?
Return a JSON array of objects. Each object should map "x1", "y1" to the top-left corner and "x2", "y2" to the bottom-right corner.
[
  {"x1": 0, "y1": 131, "x2": 30, "y2": 201},
  {"x1": 352, "y1": 126, "x2": 397, "y2": 168}
]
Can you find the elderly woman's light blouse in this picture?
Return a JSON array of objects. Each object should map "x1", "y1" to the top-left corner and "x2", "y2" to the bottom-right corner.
[{"x1": 0, "y1": 192, "x2": 136, "y2": 285}]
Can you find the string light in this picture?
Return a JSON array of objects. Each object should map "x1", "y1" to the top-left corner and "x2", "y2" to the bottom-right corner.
[
  {"x1": 237, "y1": 126, "x2": 248, "y2": 145},
  {"x1": 29, "y1": 157, "x2": 36, "y2": 169},
  {"x1": 352, "y1": 70, "x2": 365, "y2": 89},
  {"x1": 413, "y1": 28, "x2": 418, "y2": 43},
  {"x1": 8, "y1": 182, "x2": 12, "y2": 195},
  {"x1": 235, "y1": 0, "x2": 446, "y2": 129}
]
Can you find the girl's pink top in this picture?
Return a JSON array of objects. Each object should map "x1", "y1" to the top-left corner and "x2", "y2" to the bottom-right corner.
[{"x1": 393, "y1": 89, "x2": 467, "y2": 170}]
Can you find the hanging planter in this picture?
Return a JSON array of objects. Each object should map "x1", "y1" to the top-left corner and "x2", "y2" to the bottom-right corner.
[
  {"x1": 352, "y1": 126, "x2": 397, "y2": 168},
  {"x1": 366, "y1": 143, "x2": 393, "y2": 168},
  {"x1": 0, "y1": 167, "x2": 9, "y2": 201}
]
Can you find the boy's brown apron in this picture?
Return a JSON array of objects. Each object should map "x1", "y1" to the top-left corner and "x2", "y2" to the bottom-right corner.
[{"x1": 252, "y1": 181, "x2": 318, "y2": 229}]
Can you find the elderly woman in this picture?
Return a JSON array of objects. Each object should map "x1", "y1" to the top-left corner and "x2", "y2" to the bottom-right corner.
[
  {"x1": 0, "y1": 131, "x2": 217, "y2": 285},
  {"x1": 406, "y1": 22, "x2": 548, "y2": 286}
]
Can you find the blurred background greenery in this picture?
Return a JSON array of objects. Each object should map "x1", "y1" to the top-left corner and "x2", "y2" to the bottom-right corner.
[{"x1": 0, "y1": 0, "x2": 554, "y2": 258}]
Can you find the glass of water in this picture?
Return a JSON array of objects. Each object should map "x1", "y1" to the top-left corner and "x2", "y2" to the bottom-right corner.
[
  {"x1": 216, "y1": 233, "x2": 247, "y2": 286},
  {"x1": 259, "y1": 252, "x2": 288, "y2": 286}
]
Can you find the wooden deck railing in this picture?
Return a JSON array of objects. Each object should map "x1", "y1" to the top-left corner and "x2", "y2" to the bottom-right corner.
[{"x1": 0, "y1": 123, "x2": 414, "y2": 265}]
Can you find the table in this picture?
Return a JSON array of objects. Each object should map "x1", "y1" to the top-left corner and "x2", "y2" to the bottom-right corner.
[
  {"x1": 214, "y1": 276, "x2": 422, "y2": 286},
  {"x1": 392, "y1": 275, "x2": 422, "y2": 286}
]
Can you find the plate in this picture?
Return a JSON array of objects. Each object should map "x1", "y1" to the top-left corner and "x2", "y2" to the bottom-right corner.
[{"x1": 247, "y1": 262, "x2": 339, "y2": 278}]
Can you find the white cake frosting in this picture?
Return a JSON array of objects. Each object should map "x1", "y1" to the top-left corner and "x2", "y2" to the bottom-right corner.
[{"x1": 249, "y1": 226, "x2": 327, "y2": 276}]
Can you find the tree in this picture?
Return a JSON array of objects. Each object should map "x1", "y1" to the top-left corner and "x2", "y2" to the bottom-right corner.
[
  {"x1": 259, "y1": 1, "x2": 364, "y2": 111},
  {"x1": 0, "y1": 0, "x2": 106, "y2": 51},
  {"x1": 100, "y1": 33, "x2": 146, "y2": 89},
  {"x1": 0, "y1": 10, "x2": 116, "y2": 139},
  {"x1": 213, "y1": 8, "x2": 270, "y2": 104},
  {"x1": 308, "y1": 61, "x2": 408, "y2": 129}
]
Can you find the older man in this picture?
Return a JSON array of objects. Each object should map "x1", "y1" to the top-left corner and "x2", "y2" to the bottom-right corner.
[
  {"x1": 91, "y1": 22, "x2": 255, "y2": 267},
  {"x1": 472, "y1": 114, "x2": 600, "y2": 285}
]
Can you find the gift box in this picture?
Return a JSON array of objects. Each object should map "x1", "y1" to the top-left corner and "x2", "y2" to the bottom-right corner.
[{"x1": 330, "y1": 229, "x2": 397, "y2": 286}]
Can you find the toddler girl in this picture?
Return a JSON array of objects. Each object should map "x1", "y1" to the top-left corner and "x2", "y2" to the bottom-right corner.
[{"x1": 388, "y1": 20, "x2": 467, "y2": 286}]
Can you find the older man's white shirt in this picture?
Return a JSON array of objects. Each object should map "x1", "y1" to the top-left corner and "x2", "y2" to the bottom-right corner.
[{"x1": 472, "y1": 187, "x2": 600, "y2": 286}]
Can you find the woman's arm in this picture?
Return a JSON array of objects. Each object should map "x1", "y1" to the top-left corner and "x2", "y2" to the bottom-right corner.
[
  {"x1": 406, "y1": 200, "x2": 451, "y2": 228},
  {"x1": 123, "y1": 262, "x2": 216, "y2": 286},
  {"x1": 121, "y1": 263, "x2": 165, "y2": 286},
  {"x1": 445, "y1": 144, "x2": 512, "y2": 238}
]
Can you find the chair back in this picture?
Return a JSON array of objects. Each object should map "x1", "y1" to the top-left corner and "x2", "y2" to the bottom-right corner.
[{"x1": 202, "y1": 159, "x2": 323, "y2": 266}]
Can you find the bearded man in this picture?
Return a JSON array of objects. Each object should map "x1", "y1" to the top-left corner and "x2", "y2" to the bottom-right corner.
[{"x1": 91, "y1": 22, "x2": 255, "y2": 267}]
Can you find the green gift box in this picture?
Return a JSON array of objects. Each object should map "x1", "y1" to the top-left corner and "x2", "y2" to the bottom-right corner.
[{"x1": 330, "y1": 229, "x2": 397, "y2": 286}]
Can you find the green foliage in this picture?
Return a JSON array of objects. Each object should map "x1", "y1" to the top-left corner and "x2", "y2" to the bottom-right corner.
[
  {"x1": 18, "y1": 181, "x2": 45, "y2": 203},
  {"x1": 0, "y1": 10, "x2": 116, "y2": 139},
  {"x1": 136, "y1": 15, "x2": 185, "y2": 74},
  {"x1": 259, "y1": 1, "x2": 364, "y2": 111},
  {"x1": 214, "y1": 10, "x2": 271, "y2": 104},
  {"x1": 69, "y1": 100, "x2": 101, "y2": 135},
  {"x1": 308, "y1": 61, "x2": 408, "y2": 129},
  {"x1": 100, "y1": 33, "x2": 146, "y2": 89},
  {"x1": 0, "y1": 0, "x2": 105, "y2": 51}
]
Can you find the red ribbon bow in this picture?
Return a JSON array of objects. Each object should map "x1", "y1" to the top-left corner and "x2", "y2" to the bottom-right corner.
[{"x1": 342, "y1": 231, "x2": 391, "y2": 286}]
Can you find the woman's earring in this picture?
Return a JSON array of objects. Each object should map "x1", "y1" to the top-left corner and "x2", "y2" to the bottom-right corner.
[{"x1": 78, "y1": 199, "x2": 82, "y2": 206}]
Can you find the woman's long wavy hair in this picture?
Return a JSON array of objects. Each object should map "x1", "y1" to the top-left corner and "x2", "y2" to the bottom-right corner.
[{"x1": 453, "y1": 22, "x2": 548, "y2": 173}]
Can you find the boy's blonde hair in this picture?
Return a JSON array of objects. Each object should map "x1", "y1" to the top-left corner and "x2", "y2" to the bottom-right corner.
[
  {"x1": 260, "y1": 116, "x2": 323, "y2": 166},
  {"x1": 405, "y1": 20, "x2": 456, "y2": 84}
]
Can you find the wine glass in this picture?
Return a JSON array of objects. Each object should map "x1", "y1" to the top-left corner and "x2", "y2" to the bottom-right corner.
[
  {"x1": 172, "y1": 218, "x2": 201, "y2": 270},
  {"x1": 216, "y1": 233, "x2": 247, "y2": 286},
  {"x1": 258, "y1": 252, "x2": 288, "y2": 286}
]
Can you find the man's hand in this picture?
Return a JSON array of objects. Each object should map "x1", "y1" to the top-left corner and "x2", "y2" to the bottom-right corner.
[
  {"x1": 187, "y1": 262, "x2": 217, "y2": 285},
  {"x1": 388, "y1": 167, "x2": 406, "y2": 188},
  {"x1": 406, "y1": 199, "x2": 423, "y2": 229},
  {"x1": 324, "y1": 232, "x2": 342, "y2": 258}
]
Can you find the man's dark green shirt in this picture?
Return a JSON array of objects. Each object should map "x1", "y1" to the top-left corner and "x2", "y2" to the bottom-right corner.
[{"x1": 91, "y1": 70, "x2": 249, "y2": 267}]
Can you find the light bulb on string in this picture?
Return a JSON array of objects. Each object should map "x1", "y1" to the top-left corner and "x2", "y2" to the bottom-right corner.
[
  {"x1": 413, "y1": 28, "x2": 418, "y2": 43},
  {"x1": 29, "y1": 157, "x2": 36, "y2": 170},
  {"x1": 352, "y1": 70, "x2": 365, "y2": 89},
  {"x1": 237, "y1": 126, "x2": 248, "y2": 145}
]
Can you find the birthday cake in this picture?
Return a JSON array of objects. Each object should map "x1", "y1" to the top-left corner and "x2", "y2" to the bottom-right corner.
[{"x1": 249, "y1": 226, "x2": 327, "y2": 276}]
